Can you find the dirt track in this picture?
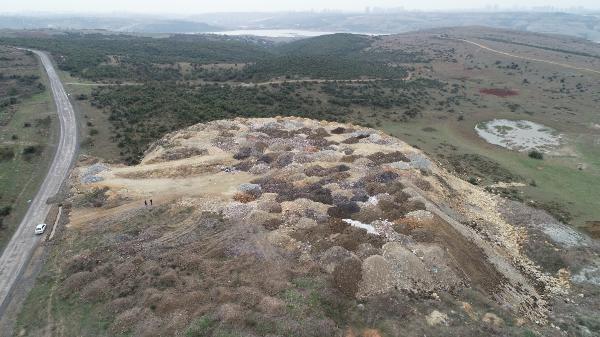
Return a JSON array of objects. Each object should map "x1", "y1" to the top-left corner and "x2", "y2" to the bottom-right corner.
[
  {"x1": 65, "y1": 72, "x2": 412, "y2": 88},
  {"x1": 447, "y1": 37, "x2": 600, "y2": 75}
]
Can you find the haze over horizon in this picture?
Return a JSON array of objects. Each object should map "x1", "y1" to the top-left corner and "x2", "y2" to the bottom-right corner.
[{"x1": 1, "y1": 0, "x2": 599, "y2": 14}]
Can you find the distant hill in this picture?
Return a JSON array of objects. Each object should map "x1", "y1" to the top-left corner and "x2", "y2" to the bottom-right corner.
[
  {"x1": 120, "y1": 20, "x2": 221, "y2": 34},
  {"x1": 274, "y1": 33, "x2": 373, "y2": 56},
  {"x1": 194, "y1": 11, "x2": 600, "y2": 41},
  {"x1": 2, "y1": 12, "x2": 600, "y2": 40},
  {"x1": 0, "y1": 15, "x2": 222, "y2": 34}
]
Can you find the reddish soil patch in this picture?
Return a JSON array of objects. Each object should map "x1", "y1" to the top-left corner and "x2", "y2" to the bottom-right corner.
[{"x1": 479, "y1": 88, "x2": 519, "y2": 97}]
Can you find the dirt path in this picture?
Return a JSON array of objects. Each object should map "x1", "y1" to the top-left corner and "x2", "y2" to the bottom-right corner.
[
  {"x1": 65, "y1": 82, "x2": 142, "y2": 86},
  {"x1": 235, "y1": 73, "x2": 412, "y2": 87},
  {"x1": 64, "y1": 72, "x2": 413, "y2": 88},
  {"x1": 446, "y1": 37, "x2": 600, "y2": 75}
]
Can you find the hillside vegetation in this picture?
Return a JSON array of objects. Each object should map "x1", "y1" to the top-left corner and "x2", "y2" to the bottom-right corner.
[
  {"x1": 0, "y1": 33, "x2": 417, "y2": 82},
  {"x1": 0, "y1": 33, "x2": 270, "y2": 81}
]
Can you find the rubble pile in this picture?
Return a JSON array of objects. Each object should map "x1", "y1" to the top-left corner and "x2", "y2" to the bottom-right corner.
[{"x1": 77, "y1": 117, "x2": 571, "y2": 322}]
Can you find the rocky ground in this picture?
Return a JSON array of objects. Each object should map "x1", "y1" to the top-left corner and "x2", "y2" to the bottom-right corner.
[{"x1": 22, "y1": 117, "x2": 600, "y2": 336}]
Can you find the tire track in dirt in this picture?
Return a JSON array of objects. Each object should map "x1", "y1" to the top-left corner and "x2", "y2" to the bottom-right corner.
[
  {"x1": 446, "y1": 37, "x2": 600, "y2": 75},
  {"x1": 65, "y1": 72, "x2": 413, "y2": 88}
]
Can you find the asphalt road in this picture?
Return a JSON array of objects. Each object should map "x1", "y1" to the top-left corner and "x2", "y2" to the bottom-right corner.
[{"x1": 0, "y1": 50, "x2": 77, "y2": 312}]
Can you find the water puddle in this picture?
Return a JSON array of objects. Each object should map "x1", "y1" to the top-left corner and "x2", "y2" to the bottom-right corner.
[{"x1": 475, "y1": 119, "x2": 562, "y2": 152}]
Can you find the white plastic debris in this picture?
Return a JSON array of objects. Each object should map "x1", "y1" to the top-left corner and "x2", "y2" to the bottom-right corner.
[{"x1": 343, "y1": 219, "x2": 379, "y2": 235}]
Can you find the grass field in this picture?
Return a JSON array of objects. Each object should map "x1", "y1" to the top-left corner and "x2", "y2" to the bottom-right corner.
[
  {"x1": 367, "y1": 28, "x2": 600, "y2": 229},
  {"x1": 376, "y1": 108, "x2": 600, "y2": 228}
]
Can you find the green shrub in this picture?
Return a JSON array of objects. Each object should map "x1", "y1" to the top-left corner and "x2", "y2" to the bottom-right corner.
[
  {"x1": 22, "y1": 145, "x2": 38, "y2": 155},
  {"x1": 0, "y1": 206, "x2": 11, "y2": 217},
  {"x1": 0, "y1": 147, "x2": 14, "y2": 162},
  {"x1": 79, "y1": 187, "x2": 109, "y2": 208},
  {"x1": 22, "y1": 145, "x2": 43, "y2": 161},
  {"x1": 528, "y1": 150, "x2": 544, "y2": 160},
  {"x1": 185, "y1": 316, "x2": 215, "y2": 337}
]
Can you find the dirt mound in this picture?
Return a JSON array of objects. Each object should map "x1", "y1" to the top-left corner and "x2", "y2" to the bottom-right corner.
[{"x1": 53, "y1": 117, "x2": 582, "y2": 337}]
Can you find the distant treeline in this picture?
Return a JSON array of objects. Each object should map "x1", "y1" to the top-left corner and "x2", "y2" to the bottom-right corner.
[
  {"x1": 1, "y1": 32, "x2": 438, "y2": 164},
  {"x1": 0, "y1": 33, "x2": 427, "y2": 82},
  {"x1": 91, "y1": 78, "x2": 443, "y2": 163},
  {"x1": 0, "y1": 33, "x2": 270, "y2": 81}
]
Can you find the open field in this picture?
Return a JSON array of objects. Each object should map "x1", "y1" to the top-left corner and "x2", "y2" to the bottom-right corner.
[
  {"x1": 368, "y1": 27, "x2": 600, "y2": 229},
  {"x1": 63, "y1": 83, "x2": 121, "y2": 161},
  {"x1": 0, "y1": 46, "x2": 56, "y2": 252}
]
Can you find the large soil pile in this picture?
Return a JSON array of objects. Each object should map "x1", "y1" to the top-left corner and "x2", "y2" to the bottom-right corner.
[{"x1": 41, "y1": 117, "x2": 598, "y2": 337}]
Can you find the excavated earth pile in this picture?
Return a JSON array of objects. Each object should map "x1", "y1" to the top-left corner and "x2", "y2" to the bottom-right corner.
[{"x1": 48, "y1": 117, "x2": 599, "y2": 337}]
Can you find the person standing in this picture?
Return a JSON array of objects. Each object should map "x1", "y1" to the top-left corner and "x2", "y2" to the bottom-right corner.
[
  {"x1": 150, "y1": 199, "x2": 153, "y2": 206},
  {"x1": 144, "y1": 200, "x2": 148, "y2": 207}
]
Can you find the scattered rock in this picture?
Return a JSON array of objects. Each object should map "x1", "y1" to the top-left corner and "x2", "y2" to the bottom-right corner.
[
  {"x1": 481, "y1": 312, "x2": 504, "y2": 326},
  {"x1": 426, "y1": 310, "x2": 449, "y2": 326},
  {"x1": 461, "y1": 302, "x2": 478, "y2": 320},
  {"x1": 80, "y1": 163, "x2": 109, "y2": 184},
  {"x1": 404, "y1": 210, "x2": 434, "y2": 222},
  {"x1": 572, "y1": 265, "x2": 600, "y2": 286},
  {"x1": 239, "y1": 183, "x2": 262, "y2": 197}
]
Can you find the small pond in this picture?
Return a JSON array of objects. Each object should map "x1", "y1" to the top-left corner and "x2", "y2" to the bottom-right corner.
[{"x1": 475, "y1": 119, "x2": 562, "y2": 152}]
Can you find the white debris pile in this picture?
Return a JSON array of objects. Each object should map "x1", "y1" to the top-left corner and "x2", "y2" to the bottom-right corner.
[
  {"x1": 572, "y1": 265, "x2": 600, "y2": 286},
  {"x1": 80, "y1": 163, "x2": 109, "y2": 184},
  {"x1": 407, "y1": 152, "x2": 433, "y2": 172},
  {"x1": 541, "y1": 223, "x2": 589, "y2": 248},
  {"x1": 405, "y1": 210, "x2": 435, "y2": 222},
  {"x1": 343, "y1": 219, "x2": 379, "y2": 235},
  {"x1": 239, "y1": 183, "x2": 262, "y2": 197},
  {"x1": 372, "y1": 219, "x2": 408, "y2": 242}
]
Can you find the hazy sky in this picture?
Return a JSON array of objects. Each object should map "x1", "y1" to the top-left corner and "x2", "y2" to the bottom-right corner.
[{"x1": 3, "y1": 0, "x2": 598, "y2": 14}]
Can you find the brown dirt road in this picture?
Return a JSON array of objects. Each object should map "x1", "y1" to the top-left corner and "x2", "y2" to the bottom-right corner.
[{"x1": 446, "y1": 36, "x2": 600, "y2": 75}]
